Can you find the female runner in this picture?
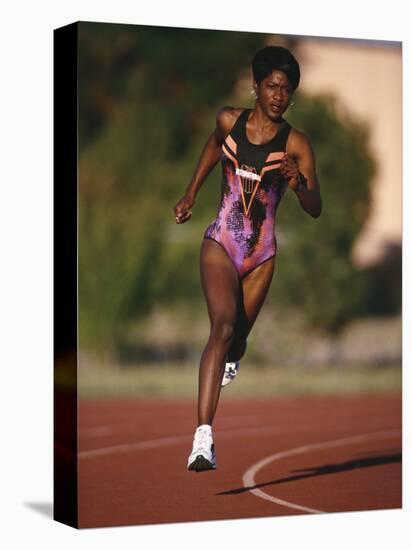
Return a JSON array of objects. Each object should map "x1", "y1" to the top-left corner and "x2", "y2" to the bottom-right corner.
[{"x1": 173, "y1": 45, "x2": 322, "y2": 472}]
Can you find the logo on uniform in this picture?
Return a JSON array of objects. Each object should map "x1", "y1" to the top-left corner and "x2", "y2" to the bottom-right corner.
[
  {"x1": 235, "y1": 165, "x2": 261, "y2": 194},
  {"x1": 223, "y1": 134, "x2": 283, "y2": 216}
]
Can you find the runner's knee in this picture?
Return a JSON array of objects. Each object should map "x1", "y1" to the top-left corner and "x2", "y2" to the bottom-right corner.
[{"x1": 210, "y1": 319, "x2": 235, "y2": 345}]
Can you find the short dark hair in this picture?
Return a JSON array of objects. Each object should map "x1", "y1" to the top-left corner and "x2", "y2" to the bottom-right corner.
[{"x1": 252, "y1": 46, "x2": 300, "y2": 90}]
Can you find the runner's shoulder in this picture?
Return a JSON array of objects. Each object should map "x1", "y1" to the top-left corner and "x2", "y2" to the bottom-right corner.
[
  {"x1": 287, "y1": 126, "x2": 314, "y2": 156},
  {"x1": 216, "y1": 106, "x2": 245, "y2": 137}
]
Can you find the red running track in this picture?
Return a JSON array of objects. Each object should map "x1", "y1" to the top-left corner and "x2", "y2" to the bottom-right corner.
[{"x1": 78, "y1": 393, "x2": 401, "y2": 528}]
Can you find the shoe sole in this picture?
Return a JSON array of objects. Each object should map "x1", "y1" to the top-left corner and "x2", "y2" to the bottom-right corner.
[
  {"x1": 221, "y1": 374, "x2": 238, "y2": 388},
  {"x1": 188, "y1": 455, "x2": 216, "y2": 472}
]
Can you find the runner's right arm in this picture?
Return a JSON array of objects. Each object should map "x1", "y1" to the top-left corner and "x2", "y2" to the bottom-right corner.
[{"x1": 173, "y1": 107, "x2": 241, "y2": 224}]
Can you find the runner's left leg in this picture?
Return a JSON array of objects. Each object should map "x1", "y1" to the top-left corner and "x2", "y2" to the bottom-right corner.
[{"x1": 227, "y1": 258, "x2": 275, "y2": 362}]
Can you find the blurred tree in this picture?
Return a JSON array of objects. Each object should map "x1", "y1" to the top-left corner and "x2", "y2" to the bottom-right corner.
[
  {"x1": 154, "y1": 94, "x2": 376, "y2": 335},
  {"x1": 272, "y1": 94, "x2": 376, "y2": 332},
  {"x1": 78, "y1": 22, "x2": 263, "y2": 151},
  {"x1": 78, "y1": 22, "x2": 377, "y2": 357},
  {"x1": 78, "y1": 22, "x2": 263, "y2": 355}
]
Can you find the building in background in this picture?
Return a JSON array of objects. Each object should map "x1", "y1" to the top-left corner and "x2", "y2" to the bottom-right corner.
[{"x1": 295, "y1": 37, "x2": 402, "y2": 269}]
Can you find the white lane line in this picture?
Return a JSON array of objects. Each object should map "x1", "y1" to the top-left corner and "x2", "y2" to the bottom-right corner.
[
  {"x1": 80, "y1": 426, "x2": 117, "y2": 437},
  {"x1": 78, "y1": 414, "x2": 288, "y2": 438},
  {"x1": 242, "y1": 429, "x2": 401, "y2": 515},
  {"x1": 78, "y1": 425, "x2": 287, "y2": 459}
]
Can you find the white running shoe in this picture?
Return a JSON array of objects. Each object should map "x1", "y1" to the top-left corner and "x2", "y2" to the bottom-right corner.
[
  {"x1": 221, "y1": 361, "x2": 240, "y2": 387},
  {"x1": 187, "y1": 425, "x2": 216, "y2": 472}
]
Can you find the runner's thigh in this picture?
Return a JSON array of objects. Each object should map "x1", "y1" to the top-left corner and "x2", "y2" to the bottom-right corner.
[{"x1": 200, "y1": 239, "x2": 240, "y2": 324}]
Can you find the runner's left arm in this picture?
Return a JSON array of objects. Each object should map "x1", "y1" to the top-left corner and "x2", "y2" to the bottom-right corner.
[{"x1": 281, "y1": 130, "x2": 322, "y2": 218}]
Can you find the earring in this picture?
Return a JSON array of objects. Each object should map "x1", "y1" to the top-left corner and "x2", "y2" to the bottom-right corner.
[
  {"x1": 290, "y1": 101, "x2": 295, "y2": 106},
  {"x1": 250, "y1": 89, "x2": 258, "y2": 100}
]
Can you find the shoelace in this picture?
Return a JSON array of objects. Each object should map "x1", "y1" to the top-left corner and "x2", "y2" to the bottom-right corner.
[{"x1": 193, "y1": 429, "x2": 211, "y2": 453}]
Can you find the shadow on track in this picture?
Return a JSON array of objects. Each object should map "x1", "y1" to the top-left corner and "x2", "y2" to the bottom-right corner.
[{"x1": 216, "y1": 452, "x2": 402, "y2": 496}]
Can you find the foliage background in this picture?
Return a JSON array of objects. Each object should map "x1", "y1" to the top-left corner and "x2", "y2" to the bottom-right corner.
[{"x1": 77, "y1": 23, "x2": 400, "y2": 377}]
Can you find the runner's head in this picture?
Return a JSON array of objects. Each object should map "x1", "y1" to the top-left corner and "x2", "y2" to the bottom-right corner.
[{"x1": 251, "y1": 46, "x2": 300, "y2": 91}]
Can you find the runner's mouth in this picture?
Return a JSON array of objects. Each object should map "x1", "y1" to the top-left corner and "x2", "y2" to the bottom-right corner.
[{"x1": 271, "y1": 104, "x2": 282, "y2": 112}]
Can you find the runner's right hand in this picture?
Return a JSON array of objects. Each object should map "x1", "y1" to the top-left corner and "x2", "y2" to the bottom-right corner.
[{"x1": 173, "y1": 195, "x2": 195, "y2": 224}]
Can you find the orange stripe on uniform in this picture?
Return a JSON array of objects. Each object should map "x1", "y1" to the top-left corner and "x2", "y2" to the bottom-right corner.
[
  {"x1": 243, "y1": 181, "x2": 260, "y2": 217},
  {"x1": 225, "y1": 135, "x2": 238, "y2": 154},
  {"x1": 260, "y1": 163, "x2": 281, "y2": 178},
  {"x1": 265, "y1": 152, "x2": 285, "y2": 163},
  {"x1": 222, "y1": 143, "x2": 239, "y2": 169}
]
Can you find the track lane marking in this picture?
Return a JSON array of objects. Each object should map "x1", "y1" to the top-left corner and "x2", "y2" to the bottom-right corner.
[
  {"x1": 78, "y1": 425, "x2": 287, "y2": 459},
  {"x1": 78, "y1": 414, "x2": 285, "y2": 438},
  {"x1": 242, "y1": 429, "x2": 401, "y2": 514}
]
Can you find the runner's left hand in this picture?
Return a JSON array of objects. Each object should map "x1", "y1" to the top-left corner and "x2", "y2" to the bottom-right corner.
[{"x1": 280, "y1": 153, "x2": 300, "y2": 190}]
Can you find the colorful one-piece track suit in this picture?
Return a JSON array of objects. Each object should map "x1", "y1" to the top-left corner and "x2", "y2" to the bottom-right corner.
[{"x1": 204, "y1": 108, "x2": 292, "y2": 279}]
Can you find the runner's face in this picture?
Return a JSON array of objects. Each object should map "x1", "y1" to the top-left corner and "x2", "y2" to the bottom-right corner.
[{"x1": 254, "y1": 70, "x2": 294, "y2": 120}]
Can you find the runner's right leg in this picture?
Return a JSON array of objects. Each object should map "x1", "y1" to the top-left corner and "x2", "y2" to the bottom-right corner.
[{"x1": 197, "y1": 238, "x2": 239, "y2": 426}]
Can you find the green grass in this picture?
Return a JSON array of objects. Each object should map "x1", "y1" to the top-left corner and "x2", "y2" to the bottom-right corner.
[{"x1": 74, "y1": 362, "x2": 402, "y2": 399}]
